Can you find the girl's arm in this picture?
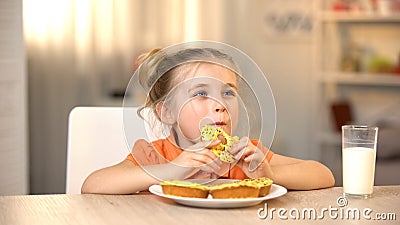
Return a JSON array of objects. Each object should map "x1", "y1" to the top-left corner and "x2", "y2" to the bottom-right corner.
[
  {"x1": 81, "y1": 160, "x2": 208, "y2": 194},
  {"x1": 233, "y1": 138, "x2": 335, "y2": 190},
  {"x1": 82, "y1": 140, "x2": 222, "y2": 194},
  {"x1": 268, "y1": 154, "x2": 335, "y2": 190},
  {"x1": 81, "y1": 161, "x2": 174, "y2": 194}
]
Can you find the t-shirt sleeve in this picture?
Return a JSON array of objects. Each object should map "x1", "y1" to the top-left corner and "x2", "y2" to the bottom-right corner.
[
  {"x1": 125, "y1": 153, "x2": 139, "y2": 166},
  {"x1": 265, "y1": 150, "x2": 274, "y2": 163},
  {"x1": 125, "y1": 139, "x2": 166, "y2": 166},
  {"x1": 251, "y1": 140, "x2": 274, "y2": 163}
]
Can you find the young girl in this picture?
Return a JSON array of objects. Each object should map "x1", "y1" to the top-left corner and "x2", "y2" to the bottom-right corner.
[{"x1": 82, "y1": 44, "x2": 335, "y2": 194}]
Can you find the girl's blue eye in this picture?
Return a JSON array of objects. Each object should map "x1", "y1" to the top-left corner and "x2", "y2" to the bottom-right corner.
[
  {"x1": 194, "y1": 91, "x2": 207, "y2": 97},
  {"x1": 223, "y1": 90, "x2": 236, "y2": 97}
]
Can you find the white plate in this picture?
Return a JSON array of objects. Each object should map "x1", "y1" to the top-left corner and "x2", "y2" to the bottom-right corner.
[{"x1": 149, "y1": 180, "x2": 287, "y2": 208}]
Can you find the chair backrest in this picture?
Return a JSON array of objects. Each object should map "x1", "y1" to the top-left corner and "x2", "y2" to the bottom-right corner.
[{"x1": 65, "y1": 106, "x2": 146, "y2": 194}]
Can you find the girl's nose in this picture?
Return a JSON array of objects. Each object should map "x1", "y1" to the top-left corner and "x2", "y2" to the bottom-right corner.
[{"x1": 215, "y1": 105, "x2": 226, "y2": 113}]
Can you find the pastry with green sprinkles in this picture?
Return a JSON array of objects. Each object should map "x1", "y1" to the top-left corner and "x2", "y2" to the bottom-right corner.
[
  {"x1": 160, "y1": 180, "x2": 209, "y2": 198},
  {"x1": 200, "y1": 125, "x2": 239, "y2": 163}
]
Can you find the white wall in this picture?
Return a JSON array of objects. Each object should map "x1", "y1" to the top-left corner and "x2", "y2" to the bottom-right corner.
[{"x1": 0, "y1": 0, "x2": 29, "y2": 195}]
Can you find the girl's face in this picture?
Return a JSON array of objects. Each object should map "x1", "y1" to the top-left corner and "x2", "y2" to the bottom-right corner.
[{"x1": 165, "y1": 63, "x2": 239, "y2": 146}]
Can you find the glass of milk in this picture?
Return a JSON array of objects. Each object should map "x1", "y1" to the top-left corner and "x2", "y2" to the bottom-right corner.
[{"x1": 342, "y1": 125, "x2": 378, "y2": 199}]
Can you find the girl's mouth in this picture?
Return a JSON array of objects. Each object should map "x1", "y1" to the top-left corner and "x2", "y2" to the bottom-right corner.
[{"x1": 214, "y1": 122, "x2": 226, "y2": 126}]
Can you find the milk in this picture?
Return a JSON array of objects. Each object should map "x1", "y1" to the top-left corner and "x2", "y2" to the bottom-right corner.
[{"x1": 342, "y1": 147, "x2": 376, "y2": 195}]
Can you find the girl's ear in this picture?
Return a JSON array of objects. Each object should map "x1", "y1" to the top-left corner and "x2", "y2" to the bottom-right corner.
[{"x1": 155, "y1": 101, "x2": 175, "y2": 125}]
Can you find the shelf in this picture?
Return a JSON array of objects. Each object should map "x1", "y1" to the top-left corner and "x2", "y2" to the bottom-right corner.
[
  {"x1": 321, "y1": 73, "x2": 400, "y2": 86},
  {"x1": 320, "y1": 11, "x2": 400, "y2": 22},
  {"x1": 315, "y1": 2, "x2": 400, "y2": 158}
]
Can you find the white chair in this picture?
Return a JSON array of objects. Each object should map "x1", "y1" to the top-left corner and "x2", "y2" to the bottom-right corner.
[{"x1": 65, "y1": 106, "x2": 147, "y2": 194}]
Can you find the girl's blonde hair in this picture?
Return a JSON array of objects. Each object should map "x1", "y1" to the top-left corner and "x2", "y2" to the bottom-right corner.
[{"x1": 136, "y1": 47, "x2": 238, "y2": 123}]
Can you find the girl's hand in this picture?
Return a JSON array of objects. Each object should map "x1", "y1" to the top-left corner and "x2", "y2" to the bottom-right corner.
[
  {"x1": 171, "y1": 140, "x2": 222, "y2": 176},
  {"x1": 230, "y1": 137, "x2": 274, "y2": 178}
]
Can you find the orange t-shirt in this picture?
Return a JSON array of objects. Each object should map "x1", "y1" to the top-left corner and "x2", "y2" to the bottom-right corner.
[{"x1": 125, "y1": 137, "x2": 274, "y2": 180}]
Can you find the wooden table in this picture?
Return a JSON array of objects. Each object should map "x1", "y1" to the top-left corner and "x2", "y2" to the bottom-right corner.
[{"x1": 0, "y1": 186, "x2": 399, "y2": 225}]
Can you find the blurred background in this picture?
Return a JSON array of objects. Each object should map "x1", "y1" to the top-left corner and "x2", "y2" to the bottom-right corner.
[{"x1": 1, "y1": 0, "x2": 399, "y2": 194}]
